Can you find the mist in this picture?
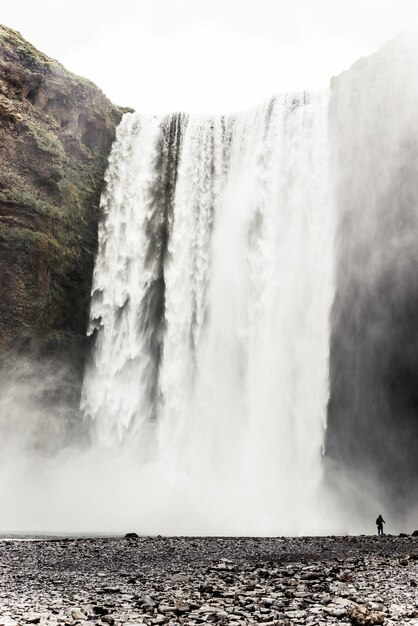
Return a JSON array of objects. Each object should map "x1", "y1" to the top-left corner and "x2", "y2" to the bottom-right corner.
[
  {"x1": 0, "y1": 360, "x2": 390, "y2": 535},
  {"x1": 0, "y1": 357, "x2": 348, "y2": 536}
]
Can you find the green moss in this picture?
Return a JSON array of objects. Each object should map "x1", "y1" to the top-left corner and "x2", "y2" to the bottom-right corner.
[
  {"x1": 16, "y1": 44, "x2": 43, "y2": 67},
  {"x1": 0, "y1": 188, "x2": 60, "y2": 218},
  {"x1": 75, "y1": 75, "x2": 96, "y2": 90},
  {"x1": 0, "y1": 226, "x2": 58, "y2": 254},
  {"x1": 26, "y1": 121, "x2": 67, "y2": 160}
]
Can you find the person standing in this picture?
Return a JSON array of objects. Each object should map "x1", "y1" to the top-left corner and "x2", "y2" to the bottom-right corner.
[{"x1": 376, "y1": 514, "x2": 385, "y2": 536}]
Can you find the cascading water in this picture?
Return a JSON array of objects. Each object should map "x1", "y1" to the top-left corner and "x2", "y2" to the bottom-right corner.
[{"x1": 81, "y1": 91, "x2": 335, "y2": 535}]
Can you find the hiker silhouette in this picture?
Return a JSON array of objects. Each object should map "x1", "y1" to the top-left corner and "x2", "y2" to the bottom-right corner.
[{"x1": 376, "y1": 514, "x2": 385, "y2": 536}]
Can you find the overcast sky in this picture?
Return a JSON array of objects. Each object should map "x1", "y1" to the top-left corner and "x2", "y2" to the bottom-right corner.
[{"x1": 2, "y1": 0, "x2": 418, "y2": 113}]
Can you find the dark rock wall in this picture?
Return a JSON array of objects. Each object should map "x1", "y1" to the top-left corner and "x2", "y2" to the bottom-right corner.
[
  {"x1": 326, "y1": 35, "x2": 418, "y2": 514},
  {"x1": 0, "y1": 24, "x2": 126, "y2": 389}
]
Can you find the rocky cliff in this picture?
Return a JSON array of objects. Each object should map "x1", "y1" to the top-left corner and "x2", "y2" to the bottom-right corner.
[
  {"x1": 0, "y1": 24, "x2": 126, "y2": 381},
  {"x1": 326, "y1": 34, "x2": 418, "y2": 515}
]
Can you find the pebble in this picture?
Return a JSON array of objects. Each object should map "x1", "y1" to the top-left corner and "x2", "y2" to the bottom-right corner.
[{"x1": 0, "y1": 536, "x2": 417, "y2": 625}]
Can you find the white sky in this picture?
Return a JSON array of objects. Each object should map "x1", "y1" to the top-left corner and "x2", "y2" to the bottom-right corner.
[{"x1": 2, "y1": 0, "x2": 418, "y2": 113}]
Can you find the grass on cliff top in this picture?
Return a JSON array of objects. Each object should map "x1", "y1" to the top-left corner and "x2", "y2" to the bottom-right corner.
[
  {"x1": 0, "y1": 23, "x2": 109, "y2": 97},
  {"x1": 0, "y1": 24, "x2": 57, "y2": 72}
]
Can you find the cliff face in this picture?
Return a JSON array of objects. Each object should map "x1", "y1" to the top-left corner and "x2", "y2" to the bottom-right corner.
[
  {"x1": 326, "y1": 34, "x2": 418, "y2": 514},
  {"x1": 0, "y1": 24, "x2": 126, "y2": 376}
]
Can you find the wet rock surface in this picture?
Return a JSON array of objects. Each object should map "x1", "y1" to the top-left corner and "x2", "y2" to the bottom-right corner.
[{"x1": 0, "y1": 536, "x2": 417, "y2": 625}]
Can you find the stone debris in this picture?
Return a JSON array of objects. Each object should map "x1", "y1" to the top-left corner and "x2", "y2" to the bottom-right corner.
[
  {"x1": 0, "y1": 536, "x2": 417, "y2": 625},
  {"x1": 347, "y1": 605, "x2": 384, "y2": 625}
]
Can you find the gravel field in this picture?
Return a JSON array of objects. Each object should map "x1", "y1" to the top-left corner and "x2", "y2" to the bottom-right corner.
[{"x1": 0, "y1": 535, "x2": 417, "y2": 625}]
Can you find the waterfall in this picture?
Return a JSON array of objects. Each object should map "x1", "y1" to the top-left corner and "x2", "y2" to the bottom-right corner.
[{"x1": 81, "y1": 91, "x2": 335, "y2": 535}]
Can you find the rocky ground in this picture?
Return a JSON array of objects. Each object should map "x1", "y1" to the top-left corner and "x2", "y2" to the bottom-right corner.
[{"x1": 0, "y1": 536, "x2": 417, "y2": 626}]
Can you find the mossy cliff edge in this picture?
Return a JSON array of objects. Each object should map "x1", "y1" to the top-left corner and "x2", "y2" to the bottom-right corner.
[{"x1": 0, "y1": 24, "x2": 127, "y2": 390}]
